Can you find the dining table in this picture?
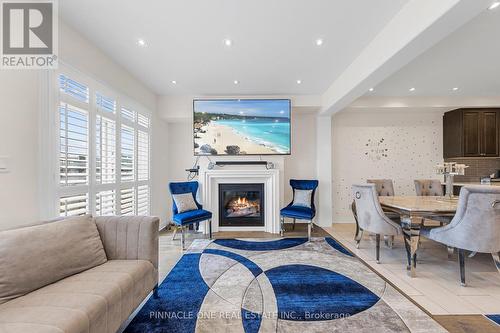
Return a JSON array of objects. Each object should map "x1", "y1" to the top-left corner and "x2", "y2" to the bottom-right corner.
[{"x1": 378, "y1": 196, "x2": 459, "y2": 277}]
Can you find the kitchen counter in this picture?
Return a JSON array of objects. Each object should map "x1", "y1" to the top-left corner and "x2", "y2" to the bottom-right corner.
[{"x1": 441, "y1": 181, "x2": 500, "y2": 187}]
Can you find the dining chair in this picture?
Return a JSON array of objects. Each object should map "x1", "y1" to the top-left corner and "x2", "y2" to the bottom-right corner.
[
  {"x1": 280, "y1": 179, "x2": 318, "y2": 241},
  {"x1": 352, "y1": 179, "x2": 399, "y2": 248},
  {"x1": 352, "y1": 184, "x2": 402, "y2": 263},
  {"x1": 420, "y1": 186, "x2": 500, "y2": 286},
  {"x1": 169, "y1": 181, "x2": 212, "y2": 250},
  {"x1": 414, "y1": 179, "x2": 444, "y2": 196},
  {"x1": 367, "y1": 179, "x2": 395, "y2": 196}
]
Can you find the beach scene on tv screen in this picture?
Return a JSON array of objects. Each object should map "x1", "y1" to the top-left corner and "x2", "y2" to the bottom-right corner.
[{"x1": 194, "y1": 99, "x2": 291, "y2": 155}]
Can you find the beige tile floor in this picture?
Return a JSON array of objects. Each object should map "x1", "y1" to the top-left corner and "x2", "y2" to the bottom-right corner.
[{"x1": 324, "y1": 223, "x2": 500, "y2": 316}]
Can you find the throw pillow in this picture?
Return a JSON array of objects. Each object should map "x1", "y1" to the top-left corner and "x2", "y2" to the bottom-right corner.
[
  {"x1": 173, "y1": 193, "x2": 198, "y2": 213},
  {"x1": 0, "y1": 215, "x2": 107, "y2": 305},
  {"x1": 292, "y1": 189, "x2": 313, "y2": 208}
]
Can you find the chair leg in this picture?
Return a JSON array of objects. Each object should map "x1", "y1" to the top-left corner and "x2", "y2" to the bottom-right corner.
[
  {"x1": 376, "y1": 234, "x2": 381, "y2": 264},
  {"x1": 458, "y1": 249, "x2": 466, "y2": 286},
  {"x1": 208, "y1": 219, "x2": 212, "y2": 239},
  {"x1": 384, "y1": 235, "x2": 394, "y2": 249},
  {"x1": 172, "y1": 225, "x2": 178, "y2": 240},
  {"x1": 181, "y1": 226, "x2": 185, "y2": 251},
  {"x1": 292, "y1": 218, "x2": 296, "y2": 230},
  {"x1": 468, "y1": 251, "x2": 477, "y2": 258},
  {"x1": 492, "y1": 252, "x2": 500, "y2": 273},
  {"x1": 307, "y1": 221, "x2": 311, "y2": 241},
  {"x1": 447, "y1": 246, "x2": 454, "y2": 260},
  {"x1": 280, "y1": 216, "x2": 284, "y2": 237},
  {"x1": 355, "y1": 228, "x2": 363, "y2": 249}
]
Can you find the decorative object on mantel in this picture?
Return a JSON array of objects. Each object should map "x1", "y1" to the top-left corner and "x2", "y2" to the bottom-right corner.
[{"x1": 435, "y1": 162, "x2": 469, "y2": 198}]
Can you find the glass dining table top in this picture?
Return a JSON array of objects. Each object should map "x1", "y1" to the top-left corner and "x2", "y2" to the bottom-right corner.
[{"x1": 379, "y1": 196, "x2": 458, "y2": 213}]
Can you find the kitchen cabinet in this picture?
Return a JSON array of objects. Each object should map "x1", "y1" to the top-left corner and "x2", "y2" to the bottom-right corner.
[{"x1": 443, "y1": 108, "x2": 499, "y2": 158}]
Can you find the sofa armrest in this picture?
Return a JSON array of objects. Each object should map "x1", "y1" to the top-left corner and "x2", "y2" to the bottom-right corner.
[{"x1": 95, "y1": 216, "x2": 159, "y2": 271}]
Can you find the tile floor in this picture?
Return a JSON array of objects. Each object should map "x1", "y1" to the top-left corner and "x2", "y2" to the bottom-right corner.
[{"x1": 324, "y1": 223, "x2": 500, "y2": 316}]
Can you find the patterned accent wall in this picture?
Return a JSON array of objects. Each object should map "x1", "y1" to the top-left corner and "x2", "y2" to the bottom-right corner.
[{"x1": 333, "y1": 109, "x2": 445, "y2": 222}]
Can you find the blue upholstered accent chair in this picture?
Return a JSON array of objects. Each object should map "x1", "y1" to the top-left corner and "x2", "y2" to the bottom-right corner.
[
  {"x1": 280, "y1": 179, "x2": 318, "y2": 240},
  {"x1": 169, "y1": 181, "x2": 212, "y2": 249}
]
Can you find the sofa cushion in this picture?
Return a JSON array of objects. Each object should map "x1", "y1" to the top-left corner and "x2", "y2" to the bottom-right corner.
[
  {"x1": 0, "y1": 260, "x2": 156, "y2": 333},
  {"x1": 0, "y1": 215, "x2": 107, "y2": 305}
]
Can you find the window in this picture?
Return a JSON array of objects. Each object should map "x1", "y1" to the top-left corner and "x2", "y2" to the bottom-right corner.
[
  {"x1": 138, "y1": 130, "x2": 149, "y2": 181},
  {"x1": 60, "y1": 194, "x2": 89, "y2": 217},
  {"x1": 121, "y1": 125, "x2": 135, "y2": 182},
  {"x1": 59, "y1": 103, "x2": 89, "y2": 186},
  {"x1": 96, "y1": 190, "x2": 116, "y2": 216},
  {"x1": 54, "y1": 70, "x2": 152, "y2": 218},
  {"x1": 96, "y1": 116, "x2": 116, "y2": 184},
  {"x1": 120, "y1": 187, "x2": 135, "y2": 215}
]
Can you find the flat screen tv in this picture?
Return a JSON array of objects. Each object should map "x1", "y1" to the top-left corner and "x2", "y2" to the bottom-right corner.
[{"x1": 193, "y1": 99, "x2": 291, "y2": 156}]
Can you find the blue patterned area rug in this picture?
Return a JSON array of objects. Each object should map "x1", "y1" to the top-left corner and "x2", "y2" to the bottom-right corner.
[{"x1": 124, "y1": 237, "x2": 446, "y2": 333}]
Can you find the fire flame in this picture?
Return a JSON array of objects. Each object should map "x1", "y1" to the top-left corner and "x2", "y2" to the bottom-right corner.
[{"x1": 236, "y1": 197, "x2": 248, "y2": 205}]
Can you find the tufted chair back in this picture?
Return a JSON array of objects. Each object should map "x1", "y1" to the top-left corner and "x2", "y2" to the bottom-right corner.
[
  {"x1": 352, "y1": 184, "x2": 401, "y2": 236},
  {"x1": 414, "y1": 179, "x2": 443, "y2": 196},
  {"x1": 367, "y1": 179, "x2": 395, "y2": 196},
  {"x1": 423, "y1": 186, "x2": 500, "y2": 253}
]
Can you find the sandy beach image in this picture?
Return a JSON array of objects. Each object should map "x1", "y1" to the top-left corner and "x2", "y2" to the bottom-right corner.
[
  {"x1": 195, "y1": 122, "x2": 277, "y2": 155},
  {"x1": 193, "y1": 99, "x2": 291, "y2": 155}
]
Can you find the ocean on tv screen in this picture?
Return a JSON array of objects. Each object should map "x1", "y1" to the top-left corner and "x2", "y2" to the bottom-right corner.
[{"x1": 193, "y1": 99, "x2": 291, "y2": 155}]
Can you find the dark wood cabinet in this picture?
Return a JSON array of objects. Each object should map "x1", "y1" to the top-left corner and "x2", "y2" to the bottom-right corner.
[{"x1": 443, "y1": 108, "x2": 499, "y2": 158}]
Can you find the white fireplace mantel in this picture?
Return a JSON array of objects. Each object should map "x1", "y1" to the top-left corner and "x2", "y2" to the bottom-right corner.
[{"x1": 200, "y1": 168, "x2": 281, "y2": 233}]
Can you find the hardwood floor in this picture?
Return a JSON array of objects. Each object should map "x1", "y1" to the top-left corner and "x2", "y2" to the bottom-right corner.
[{"x1": 433, "y1": 315, "x2": 500, "y2": 333}]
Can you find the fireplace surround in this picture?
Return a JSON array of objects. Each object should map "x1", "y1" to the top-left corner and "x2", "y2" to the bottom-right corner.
[
  {"x1": 201, "y1": 168, "x2": 281, "y2": 233},
  {"x1": 219, "y1": 183, "x2": 265, "y2": 227}
]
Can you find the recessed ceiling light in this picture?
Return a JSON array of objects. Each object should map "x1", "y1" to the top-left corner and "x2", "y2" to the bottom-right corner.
[
  {"x1": 136, "y1": 39, "x2": 147, "y2": 47},
  {"x1": 233, "y1": 80, "x2": 239, "y2": 85},
  {"x1": 489, "y1": 2, "x2": 500, "y2": 10},
  {"x1": 224, "y1": 39, "x2": 232, "y2": 46},
  {"x1": 315, "y1": 38, "x2": 323, "y2": 46},
  {"x1": 409, "y1": 87, "x2": 416, "y2": 92},
  {"x1": 369, "y1": 88, "x2": 374, "y2": 92},
  {"x1": 171, "y1": 80, "x2": 177, "y2": 84},
  {"x1": 452, "y1": 87, "x2": 459, "y2": 91},
  {"x1": 296, "y1": 79, "x2": 302, "y2": 84}
]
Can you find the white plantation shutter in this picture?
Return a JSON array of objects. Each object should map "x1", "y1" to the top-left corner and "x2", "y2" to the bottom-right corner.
[
  {"x1": 121, "y1": 107, "x2": 136, "y2": 123},
  {"x1": 96, "y1": 190, "x2": 116, "y2": 216},
  {"x1": 58, "y1": 75, "x2": 89, "y2": 103},
  {"x1": 96, "y1": 116, "x2": 116, "y2": 184},
  {"x1": 137, "y1": 113, "x2": 150, "y2": 128},
  {"x1": 60, "y1": 194, "x2": 89, "y2": 217},
  {"x1": 59, "y1": 103, "x2": 89, "y2": 186},
  {"x1": 54, "y1": 70, "x2": 152, "y2": 219},
  {"x1": 121, "y1": 125, "x2": 135, "y2": 182},
  {"x1": 138, "y1": 130, "x2": 149, "y2": 181},
  {"x1": 137, "y1": 185, "x2": 149, "y2": 215},
  {"x1": 120, "y1": 188, "x2": 136, "y2": 215},
  {"x1": 96, "y1": 93, "x2": 116, "y2": 114}
]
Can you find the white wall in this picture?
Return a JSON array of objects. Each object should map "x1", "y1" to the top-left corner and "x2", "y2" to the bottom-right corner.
[
  {"x1": 0, "y1": 21, "x2": 169, "y2": 230},
  {"x1": 0, "y1": 71, "x2": 41, "y2": 228},
  {"x1": 332, "y1": 108, "x2": 445, "y2": 223}
]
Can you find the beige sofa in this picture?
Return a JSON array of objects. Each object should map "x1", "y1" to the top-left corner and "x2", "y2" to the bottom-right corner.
[{"x1": 0, "y1": 215, "x2": 159, "y2": 333}]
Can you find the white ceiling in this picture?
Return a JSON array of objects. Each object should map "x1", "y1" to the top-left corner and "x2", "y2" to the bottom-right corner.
[
  {"x1": 370, "y1": 7, "x2": 500, "y2": 97},
  {"x1": 59, "y1": 0, "x2": 409, "y2": 96}
]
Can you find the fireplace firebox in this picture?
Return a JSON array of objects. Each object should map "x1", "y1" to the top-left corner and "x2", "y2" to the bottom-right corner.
[{"x1": 218, "y1": 183, "x2": 265, "y2": 227}]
